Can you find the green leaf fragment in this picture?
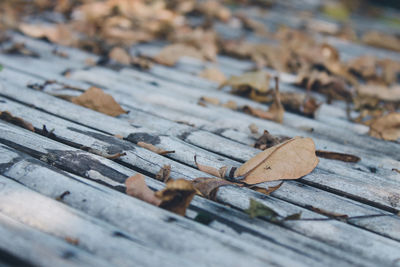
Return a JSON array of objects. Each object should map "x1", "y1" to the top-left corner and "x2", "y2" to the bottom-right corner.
[{"x1": 245, "y1": 198, "x2": 279, "y2": 219}]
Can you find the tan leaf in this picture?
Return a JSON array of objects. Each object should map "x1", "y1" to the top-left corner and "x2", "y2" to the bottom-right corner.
[
  {"x1": 222, "y1": 100, "x2": 238, "y2": 110},
  {"x1": 109, "y1": 47, "x2": 131, "y2": 65},
  {"x1": 0, "y1": 111, "x2": 35, "y2": 132},
  {"x1": 235, "y1": 137, "x2": 319, "y2": 184},
  {"x1": 249, "y1": 182, "x2": 283, "y2": 195},
  {"x1": 125, "y1": 174, "x2": 161, "y2": 206},
  {"x1": 71, "y1": 87, "x2": 127, "y2": 117},
  {"x1": 280, "y1": 92, "x2": 321, "y2": 118},
  {"x1": 19, "y1": 23, "x2": 76, "y2": 46},
  {"x1": 220, "y1": 71, "x2": 270, "y2": 93},
  {"x1": 192, "y1": 177, "x2": 232, "y2": 200},
  {"x1": 199, "y1": 68, "x2": 226, "y2": 84},
  {"x1": 155, "y1": 179, "x2": 196, "y2": 216},
  {"x1": 316, "y1": 150, "x2": 360, "y2": 163},
  {"x1": 154, "y1": 44, "x2": 204, "y2": 66},
  {"x1": 137, "y1": 142, "x2": 175, "y2": 155},
  {"x1": 357, "y1": 84, "x2": 400, "y2": 102},
  {"x1": 362, "y1": 31, "x2": 400, "y2": 52},
  {"x1": 368, "y1": 113, "x2": 400, "y2": 141},
  {"x1": 194, "y1": 155, "x2": 224, "y2": 178},
  {"x1": 248, "y1": 123, "x2": 259, "y2": 134},
  {"x1": 199, "y1": 96, "x2": 220, "y2": 106}
]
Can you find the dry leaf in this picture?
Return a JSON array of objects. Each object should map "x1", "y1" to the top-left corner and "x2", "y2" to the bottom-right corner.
[
  {"x1": 362, "y1": 31, "x2": 400, "y2": 52},
  {"x1": 192, "y1": 177, "x2": 232, "y2": 200},
  {"x1": 194, "y1": 155, "x2": 225, "y2": 178},
  {"x1": 220, "y1": 71, "x2": 270, "y2": 93},
  {"x1": 242, "y1": 77, "x2": 284, "y2": 123},
  {"x1": 156, "y1": 165, "x2": 171, "y2": 182},
  {"x1": 64, "y1": 237, "x2": 79, "y2": 245},
  {"x1": 199, "y1": 68, "x2": 226, "y2": 84},
  {"x1": 249, "y1": 123, "x2": 259, "y2": 134},
  {"x1": 222, "y1": 100, "x2": 238, "y2": 110},
  {"x1": 155, "y1": 179, "x2": 196, "y2": 216},
  {"x1": 71, "y1": 87, "x2": 127, "y2": 117},
  {"x1": 280, "y1": 92, "x2": 321, "y2": 118},
  {"x1": 199, "y1": 96, "x2": 220, "y2": 106},
  {"x1": 306, "y1": 205, "x2": 348, "y2": 220},
  {"x1": 0, "y1": 111, "x2": 35, "y2": 132},
  {"x1": 235, "y1": 137, "x2": 318, "y2": 184},
  {"x1": 254, "y1": 130, "x2": 290, "y2": 150},
  {"x1": 109, "y1": 47, "x2": 131, "y2": 65},
  {"x1": 357, "y1": 84, "x2": 400, "y2": 103},
  {"x1": 316, "y1": 150, "x2": 360, "y2": 163},
  {"x1": 125, "y1": 174, "x2": 161, "y2": 206},
  {"x1": 19, "y1": 23, "x2": 76, "y2": 46},
  {"x1": 368, "y1": 113, "x2": 400, "y2": 141},
  {"x1": 154, "y1": 43, "x2": 204, "y2": 66},
  {"x1": 245, "y1": 198, "x2": 279, "y2": 220},
  {"x1": 137, "y1": 141, "x2": 175, "y2": 155}
]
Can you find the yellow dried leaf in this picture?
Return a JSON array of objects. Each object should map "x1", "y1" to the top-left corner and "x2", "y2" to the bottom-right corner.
[
  {"x1": 71, "y1": 87, "x2": 127, "y2": 117},
  {"x1": 220, "y1": 71, "x2": 270, "y2": 93},
  {"x1": 154, "y1": 43, "x2": 204, "y2": 66}
]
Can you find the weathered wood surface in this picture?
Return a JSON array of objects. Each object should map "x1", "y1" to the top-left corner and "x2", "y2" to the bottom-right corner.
[{"x1": 0, "y1": 11, "x2": 399, "y2": 266}]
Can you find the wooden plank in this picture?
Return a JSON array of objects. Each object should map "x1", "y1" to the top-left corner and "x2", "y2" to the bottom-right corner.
[
  {"x1": 0, "y1": 109, "x2": 400, "y2": 266},
  {"x1": 0, "y1": 175, "x2": 191, "y2": 267},
  {"x1": 0, "y1": 213, "x2": 110, "y2": 267},
  {"x1": 1, "y1": 145, "x2": 368, "y2": 267},
  {"x1": 1, "y1": 73, "x2": 399, "y2": 217}
]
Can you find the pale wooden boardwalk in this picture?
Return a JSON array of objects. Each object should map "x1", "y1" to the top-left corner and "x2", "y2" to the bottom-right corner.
[{"x1": 0, "y1": 5, "x2": 400, "y2": 266}]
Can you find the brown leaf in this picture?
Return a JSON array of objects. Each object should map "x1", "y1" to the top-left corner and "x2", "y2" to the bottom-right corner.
[
  {"x1": 280, "y1": 92, "x2": 321, "y2": 118},
  {"x1": 64, "y1": 237, "x2": 79, "y2": 246},
  {"x1": 249, "y1": 182, "x2": 283, "y2": 195},
  {"x1": 357, "y1": 84, "x2": 400, "y2": 103},
  {"x1": 154, "y1": 43, "x2": 204, "y2": 66},
  {"x1": 137, "y1": 141, "x2": 175, "y2": 155},
  {"x1": 248, "y1": 123, "x2": 259, "y2": 134},
  {"x1": 194, "y1": 155, "x2": 224, "y2": 178},
  {"x1": 71, "y1": 87, "x2": 127, "y2": 117},
  {"x1": 235, "y1": 137, "x2": 319, "y2": 184},
  {"x1": 306, "y1": 205, "x2": 348, "y2": 220},
  {"x1": 19, "y1": 23, "x2": 76, "y2": 46},
  {"x1": 316, "y1": 150, "x2": 360, "y2": 163},
  {"x1": 254, "y1": 130, "x2": 290, "y2": 150},
  {"x1": 362, "y1": 31, "x2": 400, "y2": 52},
  {"x1": 0, "y1": 111, "x2": 35, "y2": 132},
  {"x1": 125, "y1": 174, "x2": 161, "y2": 206},
  {"x1": 368, "y1": 113, "x2": 400, "y2": 141},
  {"x1": 242, "y1": 77, "x2": 284, "y2": 123},
  {"x1": 199, "y1": 68, "x2": 226, "y2": 84},
  {"x1": 192, "y1": 177, "x2": 232, "y2": 200},
  {"x1": 222, "y1": 100, "x2": 238, "y2": 110},
  {"x1": 392, "y1": 168, "x2": 400, "y2": 174},
  {"x1": 109, "y1": 47, "x2": 131, "y2": 65},
  {"x1": 156, "y1": 165, "x2": 171, "y2": 182},
  {"x1": 155, "y1": 179, "x2": 196, "y2": 216}
]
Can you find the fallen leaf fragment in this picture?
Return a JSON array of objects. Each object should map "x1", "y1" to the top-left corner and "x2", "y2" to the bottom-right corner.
[
  {"x1": 220, "y1": 71, "x2": 270, "y2": 93},
  {"x1": 357, "y1": 84, "x2": 400, "y2": 103},
  {"x1": 249, "y1": 182, "x2": 283, "y2": 195},
  {"x1": 199, "y1": 96, "x2": 220, "y2": 106},
  {"x1": 109, "y1": 47, "x2": 131, "y2": 65},
  {"x1": 64, "y1": 237, "x2": 79, "y2": 246},
  {"x1": 245, "y1": 198, "x2": 279, "y2": 220},
  {"x1": 254, "y1": 130, "x2": 290, "y2": 150},
  {"x1": 192, "y1": 177, "x2": 232, "y2": 200},
  {"x1": 125, "y1": 174, "x2": 161, "y2": 206},
  {"x1": 0, "y1": 111, "x2": 35, "y2": 132},
  {"x1": 156, "y1": 165, "x2": 171, "y2": 182},
  {"x1": 154, "y1": 43, "x2": 204, "y2": 66},
  {"x1": 362, "y1": 31, "x2": 400, "y2": 52},
  {"x1": 199, "y1": 68, "x2": 226, "y2": 84},
  {"x1": 137, "y1": 141, "x2": 175, "y2": 155},
  {"x1": 306, "y1": 205, "x2": 348, "y2": 220},
  {"x1": 155, "y1": 179, "x2": 196, "y2": 216},
  {"x1": 249, "y1": 123, "x2": 259, "y2": 134},
  {"x1": 316, "y1": 150, "x2": 360, "y2": 163},
  {"x1": 368, "y1": 113, "x2": 400, "y2": 141},
  {"x1": 71, "y1": 87, "x2": 127, "y2": 117}
]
